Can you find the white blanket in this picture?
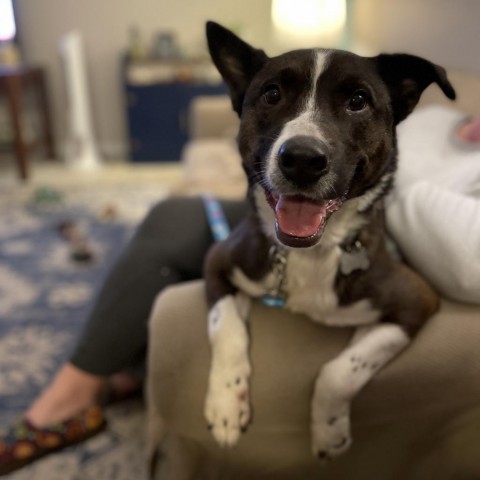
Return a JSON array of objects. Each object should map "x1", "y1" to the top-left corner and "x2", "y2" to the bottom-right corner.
[{"x1": 386, "y1": 105, "x2": 480, "y2": 304}]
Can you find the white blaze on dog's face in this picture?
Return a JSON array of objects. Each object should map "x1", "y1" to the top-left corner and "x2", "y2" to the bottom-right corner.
[
  {"x1": 261, "y1": 50, "x2": 350, "y2": 248},
  {"x1": 206, "y1": 22, "x2": 455, "y2": 249}
]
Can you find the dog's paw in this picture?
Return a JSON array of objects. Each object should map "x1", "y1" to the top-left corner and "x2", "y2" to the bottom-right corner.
[
  {"x1": 204, "y1": 365, "x2": 251, "y2": 448},
  {"x1": 311, "y1": 408, "x2": 352, "y2": 461},
  {"x1": 311, "y1": 386, "x2": 352, "y2": 460}
]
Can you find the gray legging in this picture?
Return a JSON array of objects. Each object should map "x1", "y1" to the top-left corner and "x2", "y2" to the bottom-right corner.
[{"x1": 70, "y1": 196, "x2": 247, "y2": 376}]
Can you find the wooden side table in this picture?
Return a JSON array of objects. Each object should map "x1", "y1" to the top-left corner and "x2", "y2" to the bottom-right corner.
[{"x1": 0, "y1": 65, "x2": 55, "y2": 180}]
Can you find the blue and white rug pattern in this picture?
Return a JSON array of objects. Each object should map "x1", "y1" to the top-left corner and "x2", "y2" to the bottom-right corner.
[{"x1": 0, "y1": 184, "x2": 167, "y2": 479}]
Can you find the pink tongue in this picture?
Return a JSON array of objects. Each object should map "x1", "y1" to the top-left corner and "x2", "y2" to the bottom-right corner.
[{"x1": 275, "y1": 195, "x2": 327, "y2": 238}]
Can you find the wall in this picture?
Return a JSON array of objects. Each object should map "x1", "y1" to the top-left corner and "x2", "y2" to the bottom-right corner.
[
  {"x1": 353, "y1": 0, "x2": 480, "y2": 71},
  {"x1": 14, "y1": 0, "x2": 480, "y2": 159},
  {"x1": 15, "y1": 0, "x2": 273, "y2": 158}
]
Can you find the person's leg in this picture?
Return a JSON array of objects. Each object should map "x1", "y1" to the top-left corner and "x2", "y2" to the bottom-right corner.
[
  {"x1": 71, "y1": 196, "x2": 247, "y2": 375},
  {"x1": 26, "y1": 196, "x2": 248, "y2": 426},
  {"x1": 0, "y1": 196, "x2": 247, "y2": 474}
]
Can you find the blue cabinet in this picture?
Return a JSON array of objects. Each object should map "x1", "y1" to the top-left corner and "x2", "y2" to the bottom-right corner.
[{"x1": 125, "y1": 81, "x2": 227, "y2": 162}]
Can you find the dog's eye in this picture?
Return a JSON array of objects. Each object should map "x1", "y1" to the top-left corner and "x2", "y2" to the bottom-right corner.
[
  {"x1": 348, "y1": 91, "x2": 368, "y2": 112},
  {"x1": 263, "y1": 85, "x2": 281, "y2": 105}
]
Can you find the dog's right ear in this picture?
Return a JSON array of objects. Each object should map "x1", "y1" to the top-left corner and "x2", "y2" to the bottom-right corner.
[{"x1": 206, "y1": 21, "x2": 268, "y2": 115}]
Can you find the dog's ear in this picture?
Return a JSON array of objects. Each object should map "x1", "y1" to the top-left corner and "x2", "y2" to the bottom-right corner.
[
  {"x1": 206, "y1": 21, "x2": 268, "y2": 115},
  {"x1": 374, "y1": 54, "x2": 456, "y2": 124}
]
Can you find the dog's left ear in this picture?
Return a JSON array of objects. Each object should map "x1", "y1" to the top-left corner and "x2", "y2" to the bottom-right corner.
[
  {"x1": 206, "y1": 21, "x2": 268, "y2": 115},
  {"x1": 374, "y1": 54, "x2": 456, "y2": 124}
]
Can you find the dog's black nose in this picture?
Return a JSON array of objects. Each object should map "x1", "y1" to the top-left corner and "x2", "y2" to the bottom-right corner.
[{"x1": 278, "y1": 136, "x2": 329, "y2": 186}]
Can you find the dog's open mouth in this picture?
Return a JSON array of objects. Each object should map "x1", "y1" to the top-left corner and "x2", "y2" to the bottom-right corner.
[{"x1": 265, "y1": 191, "x2": 343, "y2": 248}]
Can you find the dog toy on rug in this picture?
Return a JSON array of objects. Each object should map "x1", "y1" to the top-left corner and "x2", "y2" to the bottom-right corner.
[{"x1": 57, "y1": 220, "x2": 95, "y2": 264}]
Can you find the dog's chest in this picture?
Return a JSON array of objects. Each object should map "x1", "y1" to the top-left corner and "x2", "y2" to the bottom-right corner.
[
  {"x1": 284, "y1": 247, "x2": 342, "y2": 320},
  {"x1": 231, "y1": 246, "x2": 342, "y2": 322}
]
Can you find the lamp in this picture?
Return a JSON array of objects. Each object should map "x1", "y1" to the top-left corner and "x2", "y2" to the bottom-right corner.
[{"x1": 272, "y1": 0, "x2": 347, "y2": 48}]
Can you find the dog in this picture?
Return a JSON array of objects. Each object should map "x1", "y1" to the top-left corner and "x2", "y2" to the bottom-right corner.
[{"x1": 203, "y1": 21, "x2": 456, "y2": 459}]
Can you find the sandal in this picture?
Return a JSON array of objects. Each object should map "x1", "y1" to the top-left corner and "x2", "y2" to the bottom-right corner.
[{"x1": 0, "y1": 405, "x2": 106, "y2": 476}]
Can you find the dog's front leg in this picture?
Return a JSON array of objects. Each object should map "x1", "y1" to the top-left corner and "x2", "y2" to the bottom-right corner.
[
  {"x1": 311, "y1": 323, "x2": 410, "y2": 459},
  {"x1": 205, "y1": 292, "x2": 252, "y2": 447}
]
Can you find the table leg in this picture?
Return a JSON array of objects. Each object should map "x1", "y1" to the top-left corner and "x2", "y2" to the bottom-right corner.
[
  {"x1": 36, "y1": 70, "x2": 55, "y2": 159},
  {"x1": 5, "y1": 75, "x2": 28, "y2": 180}
]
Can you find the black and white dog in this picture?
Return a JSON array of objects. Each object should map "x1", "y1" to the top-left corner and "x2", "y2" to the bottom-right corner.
[{"x1": 203, "y1": 21, "x2": 455, "y2": 459}]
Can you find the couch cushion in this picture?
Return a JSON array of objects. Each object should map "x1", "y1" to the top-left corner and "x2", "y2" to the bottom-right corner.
[{"x1": 147, "y1": 280, "x2": 480, "y2": 480}]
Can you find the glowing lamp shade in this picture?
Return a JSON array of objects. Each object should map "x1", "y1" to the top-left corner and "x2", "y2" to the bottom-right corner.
[
  {"x1": 0, "y1": 0, "x2": 16, "y2": 41},
  {"x1": 272, "y1": 0, "x2": 346, "y2": 40}
]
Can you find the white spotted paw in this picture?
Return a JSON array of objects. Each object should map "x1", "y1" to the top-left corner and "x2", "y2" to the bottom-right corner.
[
  {"x1": 311, "y1": 395, "x2": 352, "y2": 460},
  {"x1": 204, "y1": 365, "x2": 251, "y2": 448}
]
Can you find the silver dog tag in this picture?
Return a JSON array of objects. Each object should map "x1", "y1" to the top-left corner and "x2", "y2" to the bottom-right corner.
[{"x1": 340, "y1": 240, "x2": 370, "y2": 275}]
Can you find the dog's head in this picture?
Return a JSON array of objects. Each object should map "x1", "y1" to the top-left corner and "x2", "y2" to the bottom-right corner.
[{"x1": 206, "y1": 22, "x2": 455, "y2": 248}]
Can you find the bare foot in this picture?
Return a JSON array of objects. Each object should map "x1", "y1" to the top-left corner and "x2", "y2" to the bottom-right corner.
[
  {"x1": 456, "y1": 116, "x2": 480, "y2": 144},
  {"x1": 25, "y1": 363, "x2": 106, "y2": 427}
]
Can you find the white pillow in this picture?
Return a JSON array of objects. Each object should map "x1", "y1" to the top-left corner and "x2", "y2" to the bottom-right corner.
[{"x1": 386, "y1": 106, "x2": 480, "y2": 304}]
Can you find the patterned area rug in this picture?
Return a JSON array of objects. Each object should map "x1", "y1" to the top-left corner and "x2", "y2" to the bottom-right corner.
[{"x1": 0, "y1": 183, "x2": 169, "y2": 479}]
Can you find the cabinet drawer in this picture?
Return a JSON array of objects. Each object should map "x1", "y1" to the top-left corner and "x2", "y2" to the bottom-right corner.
[{"x1": 125, "y1": 82, "x2": 227, "y2": 162}]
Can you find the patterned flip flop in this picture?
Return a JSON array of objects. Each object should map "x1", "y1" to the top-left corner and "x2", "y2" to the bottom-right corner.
[{"x1": 0, "y1": 405, "x2": 106, "y2": 476}]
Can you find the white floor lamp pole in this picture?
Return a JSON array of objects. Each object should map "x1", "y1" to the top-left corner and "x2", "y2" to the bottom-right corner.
[{"x1": 60, "y1": 31, "x2": 102, "y2": 170}]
